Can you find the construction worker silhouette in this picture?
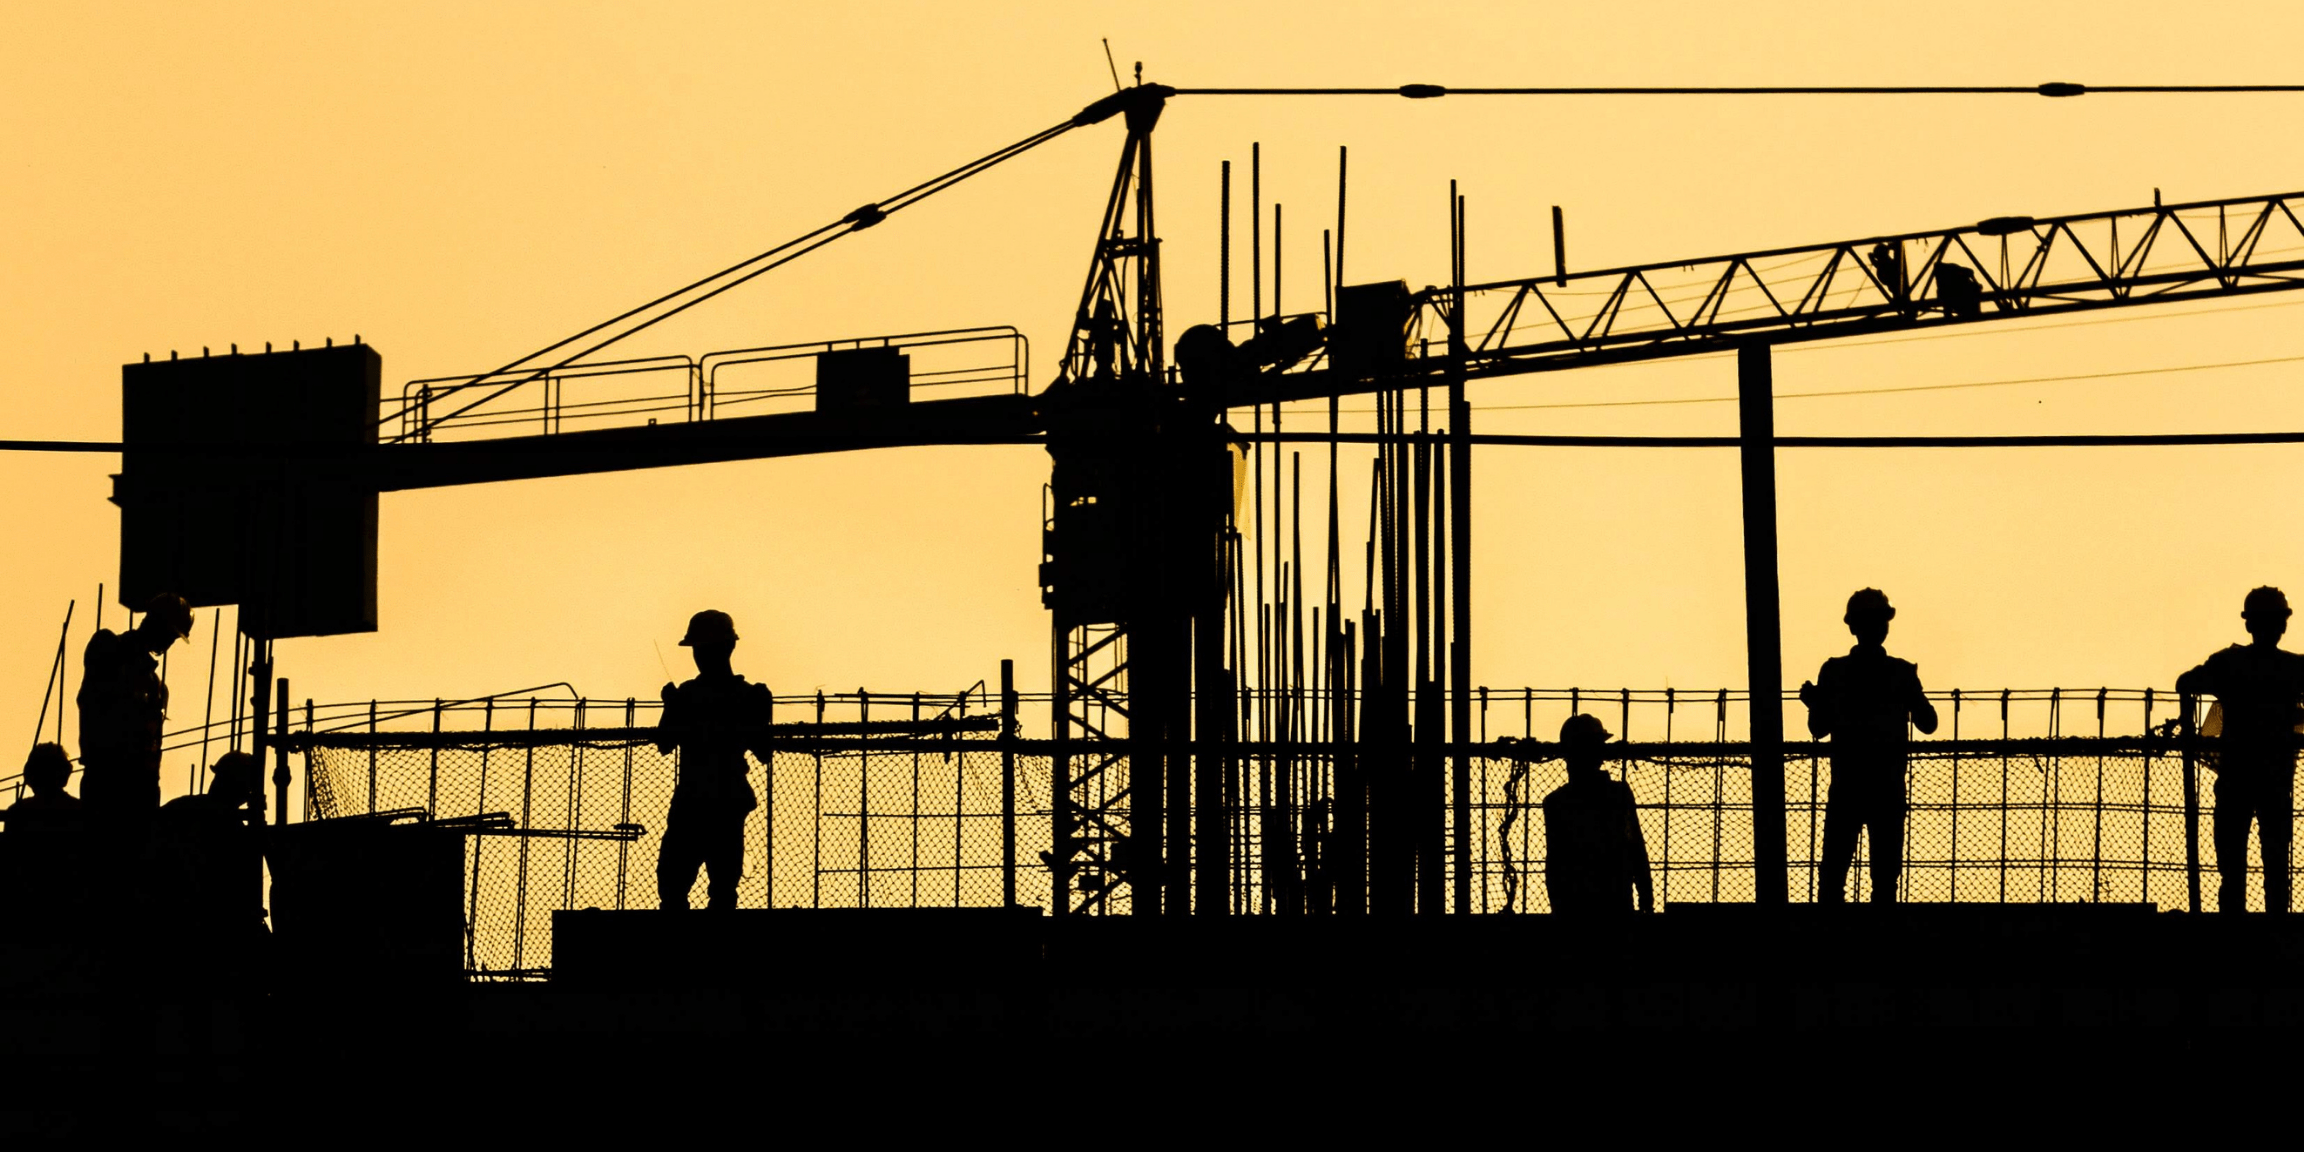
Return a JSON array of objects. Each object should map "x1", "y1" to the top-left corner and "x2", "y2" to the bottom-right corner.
[
  {"x1": 3, "y1": 743, "x2": 88, "y2": 923},
  {"x1": 1542, "y1": 714, "x2": 1655, "y2": 915},
  {"x1": 2176, "y1": 586, "x2": 2304, "y2": 913},
  {"x1": 1802, "y1": 588, "x2": 1938, "y2": 905},
  {"x1": 156, "y1": 750, "x2": 268, "y2": 971},
  {"x1": 655, "y1": 610, "x2": 772, "y2": 910},
  {"x1": 76, "y1": 592, "x2": 191, "y2": 820}
]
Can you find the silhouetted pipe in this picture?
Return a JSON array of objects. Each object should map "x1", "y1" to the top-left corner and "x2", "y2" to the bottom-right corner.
[{"x1": 1738, "y1": 344, "x2": 1789, "y2": 905}]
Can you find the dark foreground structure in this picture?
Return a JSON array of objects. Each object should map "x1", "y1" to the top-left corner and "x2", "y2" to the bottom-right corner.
[{"x1": 8, "y1": 904, "x2": 2304, "y2": 1131}]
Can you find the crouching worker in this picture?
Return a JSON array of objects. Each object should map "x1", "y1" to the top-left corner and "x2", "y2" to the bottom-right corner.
[
  {"x1": 1542, "y1": 714, "x2": 1655, "y2": 915},
  {"x1": 655, "y1": 610, "x2": 773, "y2": 910},
  {"x1": 156, "y1": 751, "x2": 268, "y2": 977}
]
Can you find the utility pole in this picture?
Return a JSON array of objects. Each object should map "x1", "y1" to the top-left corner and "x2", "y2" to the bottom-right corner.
[{"x1": 1738, "y1": 342, "x2": 1789, "y2": 905}]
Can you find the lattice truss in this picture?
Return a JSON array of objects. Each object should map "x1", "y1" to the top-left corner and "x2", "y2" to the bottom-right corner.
[{"x1": 1242, "y1": 191, "x2": 2304, "y2": 395}]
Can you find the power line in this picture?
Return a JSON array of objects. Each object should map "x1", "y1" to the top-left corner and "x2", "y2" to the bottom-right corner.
[
  {"x1": 1173, "y1": 83, "x2": 2304, "y2": 97},
  {"x1": 1245, "y1": 430, "x2": 2304, "y2": 449},
  {"x1": 1461, "y1": 352, "x2": 2304, "y2": 411}
]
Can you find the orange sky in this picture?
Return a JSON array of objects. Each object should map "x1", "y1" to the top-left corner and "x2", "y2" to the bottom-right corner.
[{"x1": 6, "y1": 1, "x2": 2304, "y2": 801}]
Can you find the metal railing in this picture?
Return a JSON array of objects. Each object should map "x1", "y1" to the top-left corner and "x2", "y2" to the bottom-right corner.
[
  {"x1": 263, "y1": 685, "x2": 2290, "y2": 979},
  {"x1": 390, "y1": 327, "x2": 1028, "y2": 444}
]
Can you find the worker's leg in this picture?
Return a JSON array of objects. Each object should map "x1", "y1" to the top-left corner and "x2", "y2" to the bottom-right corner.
[
  {"x1": 1818, "y1": 791, "x2": 1860, "y2": 906},
  {"x1": 2260, "y1": 776, "x2": 2293, "y2": 914},
  {"x1": 657, "y1": 815, "x2": 703, "y2": 911},
  {"x1": 1867, "y1": 787, "x2": 1906, "y2": 905},
  {"x1": 703, "y1": 808, "x2": 746, "y2": 910},
  {"x1": 2212, "y1": 779, "x2": 2257, "y2": 913}
]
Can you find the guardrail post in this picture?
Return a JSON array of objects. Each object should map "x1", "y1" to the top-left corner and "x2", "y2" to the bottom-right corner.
[
  {"x1": 1001, "y1": 659, "x2": 1018, "y2": 908},
  {"x1": 2181, "y1": 692, "x2": 2202, "y2": 912}
]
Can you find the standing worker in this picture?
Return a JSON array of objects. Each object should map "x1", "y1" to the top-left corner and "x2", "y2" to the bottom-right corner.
[
  {"x1": 2175, "y1": 586, "x2": 2304, "y2": 913},
  {"x1": 2, "y1": 743, "x2": 89, "y2": 925},
  {"x1": 1541, "y1": 714, "x2": 1655, "y2": 915},
  {"x1": 76, "y1": 592, "x2": 192, "y2": 821},
  {"x1": 1801, "y1": 588, "x2": 1938, "y2": 905},
  {"x1": 654, "y1": 610, "x2": 773, "y2": 910}
]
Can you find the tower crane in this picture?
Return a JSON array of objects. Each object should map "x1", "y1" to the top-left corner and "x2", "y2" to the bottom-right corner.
[{"x1": 112, "y1": 79, "x2": 2304, "y2": 917}]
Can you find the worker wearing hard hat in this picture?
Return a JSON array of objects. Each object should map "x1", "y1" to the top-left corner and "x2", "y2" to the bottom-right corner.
[
  {"x1": 76, "y1": 592, "x2": 192, "y2": 821},
  {"x1": 653, "y1": 609, "x2": 774, "y2": 911},
  {"x1": 1541, "y1": 713, "x2": 1655, "y2": 915},
  {"x1": 2175, "y1": 586, "x2": 2304, "y2": 913},
  {"x1": 1801, "y1": 588, "x2": 1938, "y2": 905}
]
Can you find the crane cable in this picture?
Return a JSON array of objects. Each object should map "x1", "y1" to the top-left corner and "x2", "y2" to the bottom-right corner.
[
  {"x1": 1172, "y1": 83, "x2": 2304, "y2": 97},
  {"x1": 377, "y1": 108, "x2": 1105, "y2": 441}
]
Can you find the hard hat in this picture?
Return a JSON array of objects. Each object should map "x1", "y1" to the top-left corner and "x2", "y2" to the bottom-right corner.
[
  {"x1": 23, "y1": 742, "x2": 70, "y2": 785},
  {"x1": 1844, "y1": 588, "x2": 1895, "y2": 625},
  {"x1": 1559, "y1": 713, "x2": 1612, "y2": 748},
  {"x1": 678, "y1": 609, "x2": 738, "y2": 647},
  {"x1": 208, "y1": 750, "x2": 259, "y2": 796},
  {"x1": 140, "y1": 592, "x2": 193, "y2": 640},
  {"x1": 2244, "y1": 586, "x2": 2290, "y2": 619}
]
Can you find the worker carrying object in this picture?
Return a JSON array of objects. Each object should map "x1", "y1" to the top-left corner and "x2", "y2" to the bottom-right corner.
[
  {"x1": 1801, "y1": 588, "x2": 1938, "y2": 905},
  {"x1": 2175, "y1": 585, "x2": 2304, "y2": 913},
  {"x1": 1542, "y1": 713, "x2": 1655, "y2": 915},
  {"x1": 76, "y1": 592, "x2": 192, "y2": 821},
  {"x1": 654, "y1": 609, "x2": 773, "y2": 911}
]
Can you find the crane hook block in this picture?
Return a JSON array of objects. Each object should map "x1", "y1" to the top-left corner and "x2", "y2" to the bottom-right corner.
[
  {"x1": 1399, "y1": 84, "x2": 1446, "y2": 99},
  {"x1": 2037, "y1": 81, "x2": 2085, "y2": 97},
  {"x1": 843, "y1": 203, "x2": 886, "y2": 230}
]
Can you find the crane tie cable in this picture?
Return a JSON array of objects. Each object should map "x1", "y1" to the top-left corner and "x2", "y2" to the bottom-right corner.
[
  {"x1": 375, "y1": 89, "x2": 1160, "y2": 442},
  {"x1": 1170, "y1": 82, "x2": 2304, "y2": 97}
]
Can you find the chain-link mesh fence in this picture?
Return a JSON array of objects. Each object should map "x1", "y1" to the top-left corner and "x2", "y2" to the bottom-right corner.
[{"x1": 293, "y1": 687, "x2": 2284, "y2": 976}]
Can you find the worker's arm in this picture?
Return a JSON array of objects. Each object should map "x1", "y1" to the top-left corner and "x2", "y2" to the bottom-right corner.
[
  {"x1": 1801, "y1": 667, "x2": 1835, "y2": 739},
  {"x1": 2174, "y1": 658, "x2": 2216, "y2": 698},
  {"x1": 746, "y1": 682, "x2": 778, "y2": 764},
  {"x1": 654, "y1": 682, "x2": 681, "y2": 754},
  {"x1": 1908, "y1": 666, "x2": 1939, "y2": 735},
  {"x1": 1626, "y1": 793, "x2": 1655, "y2": 914}
]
